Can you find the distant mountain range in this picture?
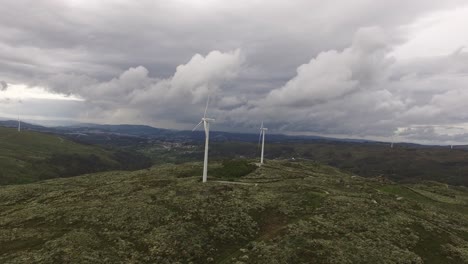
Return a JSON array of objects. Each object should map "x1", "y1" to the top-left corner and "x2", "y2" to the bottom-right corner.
[
  {"x1": 3, "y1": 119, "x2": 448, "y2": 148},
  {"x1": 0, "y1": 120, "x2": 51, "y2": 131},
  {"x1": 0, "y1": 120, "x2": 380, "y2": 145}
]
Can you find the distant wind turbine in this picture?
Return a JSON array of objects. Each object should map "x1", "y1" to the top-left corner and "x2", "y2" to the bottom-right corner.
[
  {"x1": 390, "y1": 130, "x2": 400, "y2": 149},
  {"x1": 192, "y1": 95, "x2": 215, "y2": 183},
  {"x1": 17, "y1": 99, "x2": 21, "y2": 132},
  {"x1": 258, "y1": 122, "x2": 268, "y2": 165}
]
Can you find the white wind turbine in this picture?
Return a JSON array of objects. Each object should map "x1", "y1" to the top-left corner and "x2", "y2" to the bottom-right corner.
[
  {"x1": 17, "y1": 99, "x2": 21, "y2": 132},
  {"x1": 192, "y1": 96, "x2": 215, "y2": 183},
  {"x1": 390, "y1": 130, "x2": 399, "y2": 149},
  {"x1": 17, "y1": 114, "x2": 21, "y2": 132},
  {"x1": 258, "y1": 122, "x2": 268, "y2": 165}
]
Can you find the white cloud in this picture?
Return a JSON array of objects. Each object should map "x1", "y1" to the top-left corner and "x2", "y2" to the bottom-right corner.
[
  {"x1": 262, "y1": 27, "x2": 392, "y2": 107},
  {"x1": 392, "y1": 6, "x2": 468, "y2": 59},
  {"x1": 0, "y1": 84, "x2": 83, "y2": 101},
  {"x1": 36, "y1": 49, "x2": 244, "y2": 125},
  {"x1": 220, "y1": 26, "x2": 468, "y2": 144}
]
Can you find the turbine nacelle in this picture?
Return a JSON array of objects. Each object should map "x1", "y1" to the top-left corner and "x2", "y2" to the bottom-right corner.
[
  {"x1": 202, "y1": 118, "x2": 215, "y2": 122},
  {"x1": 192, "y1": 117, "x2": 215, "y2": 131}
]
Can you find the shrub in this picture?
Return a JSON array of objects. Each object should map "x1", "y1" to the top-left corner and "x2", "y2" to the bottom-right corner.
[{"x1": 211, "y1": 159, "x2": 257, "y2": 179}]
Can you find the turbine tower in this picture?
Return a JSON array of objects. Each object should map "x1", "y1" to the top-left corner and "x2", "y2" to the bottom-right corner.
[
  {"x1": 390, "y1": 131, "x2": 397, "y2": 149},
  {"x1": 258, "y1": 122, "x2": 268, "y2": 164},
  {"x1": 192, "y1": 96, "x2": 215, "y2": 183}
]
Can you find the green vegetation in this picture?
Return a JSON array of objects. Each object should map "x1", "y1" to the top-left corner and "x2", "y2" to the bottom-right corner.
[
  {"x1": 211, "y1": 159, "x2": 258, "y2": 180},
  {"x1": 1, "y1": 160, "x2": 467, "y2": 263},
  {"x1": 173, "y1": 159, "x2": 256, "y2": 180},
  {"x1": 67, "y1": 129, "x2": 468, "y2": 187},
  {"x1": 199, "y1": 141, "x2": 468, "y2": 186},
  {"x1": 0, "y1": 127, "x2": 151, "y2": 185}
]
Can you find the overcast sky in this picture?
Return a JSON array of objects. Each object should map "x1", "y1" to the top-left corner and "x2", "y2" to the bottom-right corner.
[{"x1": 1, "y1": 0, "x2": 468, "y2": 144}]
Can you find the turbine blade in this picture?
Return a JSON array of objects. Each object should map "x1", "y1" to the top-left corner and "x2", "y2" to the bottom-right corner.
[
  {"x1": 203, "y1": 94, "x2": 210, "y2": 118},
  {"x1": 192, "y1": 120, "x2": 203, "y2": 131},
  {"x1": 260, "y1": 121, "x2": 263, "y2": 129}
]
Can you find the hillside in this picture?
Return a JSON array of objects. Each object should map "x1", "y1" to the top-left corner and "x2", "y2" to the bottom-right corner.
[
  {"x1": 0, "y1": 127, "x2": 151, "y2": 185},
  {"x1": 1, "y1": 160, "x2": 467, "y2": 263},
  {"x1": 134, "y1": 140, "x2": 468, "y2": 187},
  {"x1": 205, "y1": 141, "x2": 468, "y2": 186}
]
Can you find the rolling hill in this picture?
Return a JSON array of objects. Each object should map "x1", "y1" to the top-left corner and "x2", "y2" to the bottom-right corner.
[
  {"x1": 1, "y1": 160, "x2": 467, "y2": 263},
  {"x1": 0, "y1": 127, "x2": 151, "y2": 185},
  {"x1": 6, "y1": 120, "x2": 468, "y2": 188}
]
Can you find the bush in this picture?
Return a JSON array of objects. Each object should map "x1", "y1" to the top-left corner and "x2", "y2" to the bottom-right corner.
[{"x1": 211, "y1": 159, "x2": 257, "y2": 179}]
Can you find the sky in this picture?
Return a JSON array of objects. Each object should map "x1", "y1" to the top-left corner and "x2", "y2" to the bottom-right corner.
[{"x1": 1, "y1": 0, "x2": 468, "y2": 144}]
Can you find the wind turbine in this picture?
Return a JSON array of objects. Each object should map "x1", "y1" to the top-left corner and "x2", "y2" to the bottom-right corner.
[
  {"x1": 17, "y1": 114, "x2": 21, "y2": 132},
  {"x1": 192, "y1": 96, "x2": 215, "y2": 183},
  {"x1": 258, "y1": 122, "x2": 268, "y2": 165},
  {"x1": 390, "y1": 130, "x2": 398, "y2": 149},
  {"x1": 17, "y1": 99, "x2": 21, "y2": 132}
]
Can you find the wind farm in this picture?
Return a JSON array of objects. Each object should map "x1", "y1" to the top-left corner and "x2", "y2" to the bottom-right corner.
[
  {"x1": 2, "y1": 115, "x2": 468, "y2": 264},
  {"x1": 2, "y1": 79, "x2": 468, "y2": 264},
  {"x1": 2, "y1": 1, "x2": 468, "y2": 263}
]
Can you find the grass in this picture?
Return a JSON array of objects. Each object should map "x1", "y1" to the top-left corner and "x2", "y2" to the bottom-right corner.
[
  {"x1": 0, "y1": 160, "x2": 467, "y2": 263},
  {"x1": 379, "y1": 185, "x2": 432, "y2": 203},
  {"x1": 411, "y1": 223, "x2": 454, "y2": 264},
  {"x1": 0, "y1": 127, "x2": 151, "y2": 185}
]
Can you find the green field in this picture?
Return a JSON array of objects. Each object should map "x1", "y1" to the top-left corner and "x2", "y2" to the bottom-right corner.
[
  {"x1": 1, "y1": 160, "x2": 467, "y2": 263},
  {"x1": 0, "y1": 127, "x2": 150, "y2": 185}
]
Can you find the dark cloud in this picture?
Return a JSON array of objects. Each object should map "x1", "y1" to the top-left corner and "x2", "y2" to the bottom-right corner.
[
  {"x1": 0, "y1": 1, "x2": 464, "y2": 80},
  {"x1": 1, "y1": 1, "x2": 468, "y2": 143},
  {"x1": 0, "y1": 81, "x2": 7, "y2": 91},
  {"x1": 216, "y1": 27, "x2": 468, "y2": 143},
  {"x1": 37, "y1": 49, "x2": 244, "y2": 127}
]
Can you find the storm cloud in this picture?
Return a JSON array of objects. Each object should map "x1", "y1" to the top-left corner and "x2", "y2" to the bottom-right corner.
[
  {"x1": 0, "y1": 81, "x2": 7, "y2": 91},
  {"x1": 1, "y1": 0, "x2": 468, "y2": 143}
]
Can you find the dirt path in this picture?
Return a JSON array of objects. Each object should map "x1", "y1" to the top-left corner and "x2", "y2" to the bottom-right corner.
[{"x1": 212, "y1": 180, "x2": 257, "y2": 186}]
